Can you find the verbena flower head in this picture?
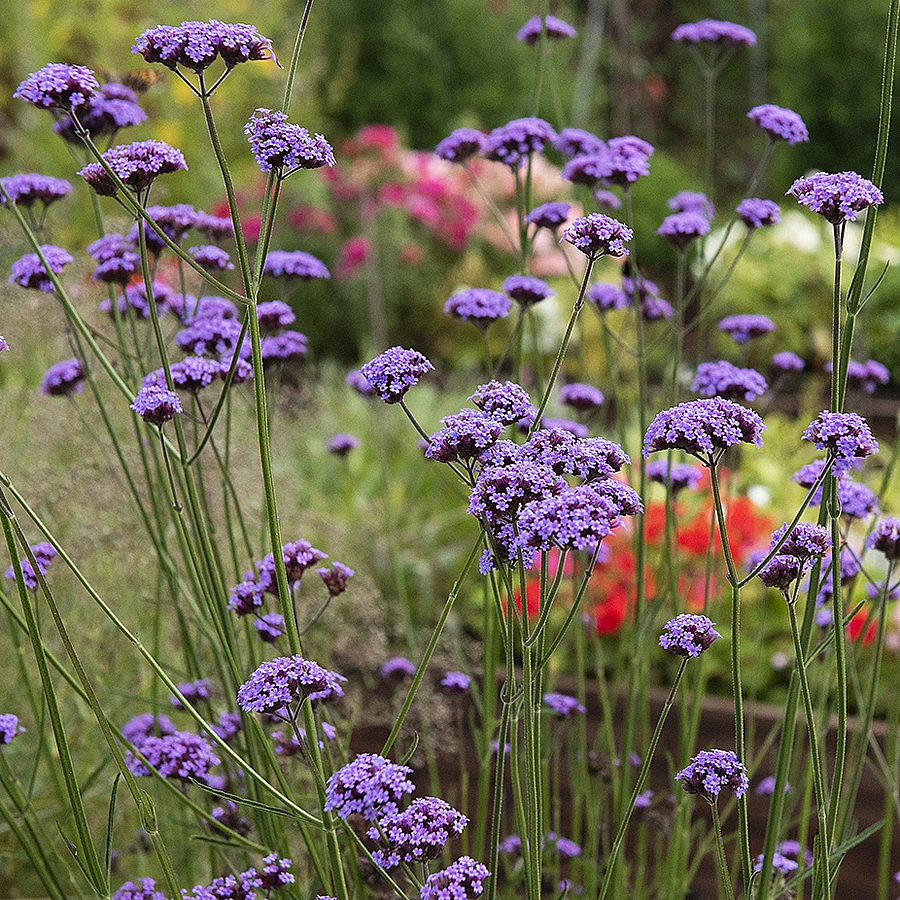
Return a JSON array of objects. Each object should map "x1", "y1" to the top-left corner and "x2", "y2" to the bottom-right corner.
[
  {"x1": 121, "y1": 712, "x2": 176, "y2": 746},
  {"x1": 522, "y1": 430, "x2": 632, "y2": 482},
  {"x1": 259, "y1": 331, "x2": 309, "y2": 361},
  {"x1": 0, "y1": 337, "x2": 7, "y2": 353},
  {"x1": 171, "y1": 679, "x2": 211, "y2": 709},
  {"x1": 427, "y1": 409, "x2": 503, "y2": 463},
  {"x1": 833, "y1": 358, "x2": 890, "y2": 394},
  {"x1": 125, "y1": 730, "x2": 219, "y2": 782},
  {"x1": 79, "y1": 140, "x2": 187, "y2": 196},
  {"x1": 255, "y1": 539, "x2": 327, "y2": 593},
  {"x1": 112, "y1": 878, "x2": 168, "y2": 900},
  {"x1": 9, "y1": 245, "x2": 72, "y2": 292},
  {"x1": 834, "y1": 478, "x2": 879, "y2": 519},
  {"x1": 132, "y1": 20, "x2": 274, "y2": 71},
  {"x1": 41, "y1": 358, "x2": 85, "y2": 396},
  {"x1": 189, "y1": 245, "x2": 233, "y2": 271},
  {"x1": 0, "y1": 714, "x2": 25, "y2": 745},
  {"x1": 561, "y1": 213, "x2": 632, "y2": 259},
  {"x1": 14, "y1": 63, "x2": 99, "y2": 110},
  {"x1": 788, "y1": 172, "x2": 884, "y2": 225},
  {"x1": 361, "y1": 346, "x2": 433, "y2": 403},
  {"x1": 435, "y1": 128, "x2": 487, "y2": 164},
  {"x1": 867, "y1": 518, "x2": 900, "y2": 561},
  {"x1": 748, "y1": 105, "x2": 809, "y2": 145},
  {"x1": 562, "y1": 153, "x2": 609, "y2": 188},
  {"x1": 692, "y1": 360, "x2": 768, "y2": 402},
  {"x1": 254, "y1": 612, "x2": 285, "y2": 643},
  {"x1": 737, "y1": 198, "x2": 781, "y2": 229},
  {"x1": 0, "y1": 174, "x2": 72, "y2": 208},
  {"x1": 369, "y1": 797, "x2": 468, "y2": 868},
  {"x1": 87, "y1": 234, "x2": 140, "y2": 285},
  {"x1": 587, "y1": 282, "x2": 630, "y2": 312},
  {"x1": 54, "y1": 83, "x2": 147, "y2": 142},
  {"x1": 194, "y1": 211, "x2": 234, "y2": 241},
  {"x1": 130, "y1": 385, "x2": 182, "y2": 426},
  {"x1": 346, "y1": 368, "x2": 377, "y2": 397},
  {"x1": 671, "y1": 19, "x2": 757, "y2": 46},
  {"x1": 657, "y1": 211, "x2": 711, "y2": 250},
  {"x1": 227, "y1": 579, "x2": 263, "y2": 615},
  {"x1": 441, "y1": 671, "x2": 471, "y2": 693},
  {"x1": 553, "y1": 128, "x2": 605, "y2": 158},
  {"x1": 593, "y1": 135, "x2": 654, "y2": 187},
  {"x1": 646, "y1": 460, "x2": 703, "y2": 493},
  {"x1": 758, "y1": 555, "x2": 804, "y2": 592},
  {"x1": 543, "y1": 693, "x2": 586, "y2": 716},
  {"x1": 772, "y1": 351, "x2": 805, "y2": 372},
  {"x1": 252, "y1": 301, "x2": 295, "y2": 333},
  {"x1": 754, "y1": 853, "x2": 799, "y2": 876},
  {"x1": 503, "y1": 274, "x2": 554, "y2": 306},
  {"x1": 559, "y1": 382, "x2": 604, "y2": 412},
  {"x1": 4, "y1": 542, "x2": 57, "y2": 592},
  {"x1": 325, "y1": 753, "x2": 415, "y2": 821},
  {"x1": 770, "y1": 522, "x2": 831, "y2": 561},
  {"x1": 527, "y1": 201, "x2": 571, "y2": 230},
  {"x1": 132, "y1": 204, "x2": 200, "y2": 250},
  {"x1": 643, "y1": 398, "x2": 766, "y2": 460},
  {"x1": 244, "y1": 108, "x2": 334, "y2": 173},
  {"x1": 676, "y1": 749, "x2": 749, "y2": 801},
  {"x1": 263, "y1": 250, "x2": 330, "y2": 279},
  {"x1": 469, "y1": 380, "x2": 534, "y2": 426},
  {"x1": 517, "y1": 14, "x2": 577, "y2": 44},
  {"x1": 483, "y1": 117, "x2": 558, "y2": 167},
  {"x1": 326, "y1": 433, "x2": 360, "y2": 456},
  {"x1": 660, "y1": 614, "x2": 721, "y2": 657},
  {"x1": 668, "y1": 191, "x2": 714, "y2": 219},
  {"x1": 176, "y1": 316, "x2": 243, "y2": 356},
  {"x1": 801, "y1": 411, "x2": 878, "y2": 473},
  {"x1": 718, "y1": 314, "x2": 776, "y2": 344},
  {"x1": 594, "y1": 189, "x2": 622, "y2": 210},
  {"x1": 420, "y1": 857, "x2": 491, "y2": 900},
  {"x1": 236, "y1": 655, "x2": 341, "y2": 715},
  {"x1": 445, "y1": 288, "x2": 512, "y2": 329},
  {"x1": 317, "y1": 561, "x2": 354, "y2": 596},
  {"x1": 382, "y1": 657, "x2": 416, "y2": 679}
]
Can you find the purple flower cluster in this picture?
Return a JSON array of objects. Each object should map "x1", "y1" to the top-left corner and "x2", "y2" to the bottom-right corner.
[
  {"x1": 40, "y1": 358, "x2": 85, "y2": 397},
  {"x1": 669, "y1": 191, "x2": 714, "y2": 219},
  {"x1": 87, "y1": 233, "x2": 140, "y2": 284},
  {"x1": 236, "y1": 655, "x2": 342, "y2": 715},
  {"x1": 170, "y1": 679, "x2": 211, "y2": 709},
  {"x1": 327, "y1": 433, "x2": 360, "y2": 456},
  {"x1": 754, "y1": 853, "x2": 799, "y2": 876},
  {"x1": 559, "y1": 382, "x2": 605, "y2": 412},
  {"x1": 0, "y1": 714, "x2": 25, "y2": 745},
  {"x1": 125, "y1": 730, "x2": 219, "y2": 782},
  {"x1": 788, "y1": 172, "x2": 884, "y2": 225},
  {"x1": 189, "y1": 245, "x2": 233, "y2": 271},
  {"x1": 503, "y1": 275, "x2": 554, "y2": 306},
  {"x1": 382, "y1": 656, "x2": 416, "y2": 679},
  {"x1": 441, "y1": 671, "x2": 471, "y2": 693},
  {"x1": 791, "y1": 460, "x2": 878, "y2": 516},
  {"x1": 543, "y1": 693, "x2": 586, "y2": 716},
  {"x1": 325, "y1": 753, "x2": 415, "y2": 821},
  {"x1": 54, "y1": 82, "x2": 146, "y2": 142},
  {"x1": 561, "y1": 213, "x2": 633, "y2": 258},
  {"x1": 244, "y1": 108, "x2": 335, "y2": 173},
  {"x1": 256, "y1": 300, "x2": 296, "y2": 331},
  {"x1": 426, "y1": 409, "x2": 504, "y2": 463},
  {"x1": 420, "y1": 857, "x2": 491, "y2": 900},
  {"x1": 569, "y1": 136, "x2": 653, "y2": 189},
  {"x1": 132, "y1": 20, "x2": 274, "y2": 71},
  {"x1": 130, "y1": 385, "x2": 183, "y2": 426},
  {"x1": 435, "y1": 128, "x2": 487, "y2": 164},
  {"x1": 9, "y1": 245, "x2": 72, "y2": 292},
  {"x1": 445, "y1": 287, "x2": 512, "y2": 329},
  {"x1": 263, "y1": 249, "x2": 330, "y2": 279},
  {"x1": 318, "y1": 561, "x2": 354, "y2": 596},
  {"x1": 671, "y1": 19, "x2": 757, "y2": 46},
  {"x1": 470, "y1": 380, "x2": 534, "y2": 425},
  {"x1": 369, "y1": 797, "x2": 468, "y2": 868},
  {"x1": 717, "y1": 314, "x2": 776, "y2": 344},
  {"x1": 121, "y1": 712, "x2": 176, "y2": 746},
  {"x1": 112, "y1": 878, "x2": 167, "y2": 900},
  {"x1": 80, "y1": 140, "x2": 187, "y2": 196},
  {"x1": 867, "y1": 518, "x2": 900, "y2": 561},
  {"x1": 516, "y1": 15, "x2": 577, "y2": 44},
  {"x1": 182, "y1": 856, "x2": 294, "y2": 900},
  {"x1": 646, "y1": 460, "x2": 703, "y2": 494},
  {"x1": 736, "y1": 198, "x2": 781, "y2": 229},
  {"x1": 759, "y1": 523, "x2": 831, "y2": 592},
  {"x1": 553, "y1": 128, "x2": 605, "y2": 158},
  {"x1": 361, "y1": 346, "x2": 434, "y2": 403},
  {"x1": 136, "y1": 203, "x2": 203, "y2": 248},
  {"x1": 527, "y1": 201, "x2": 571, "y2": 230},
  {"x1": 644, "y1": 398, "x2": 765, "y2": 459},
  {"x1": 483, "y1": 117, "x2": 558, "y2": 167},
  {"x1": 4, "y1": 542, "x2": 57, "y2": 592},
  {"x1": 587, "y1": 282, "x2": 629, "y2": 312},
  {"x1": 0, "y1": 173, "x2": 72, "y2": 208},
  {"x1": 175, "y1": 316, "x2": 243, "y2": 356},
  {"x1": 801, "y1": 411, "x2": 878, "y2": 473},
  {"x1": 657, "y1": 211, "x2": 710, "y2": 250},
  {"x1": 829, "y1": 358, "x2": 891, "y2": 394},
  {"x1": 676, "y1": 749, "x2": 749, "y2": 801},
  {"x1": 14, "y1": 63, "x2": 99, "y2": 110},
  {"x1": 692, "y1": 360, "x2": 768, "y2": 402},
  {"x1": 748, "y1": 105, "x2": 809, "y2": 145},
  {"x1": 659, "y1": 614, "x2": 721, "y2": 657},
  {"x1": 772, "y1": 351, "x2": 805, "y2": 373}
]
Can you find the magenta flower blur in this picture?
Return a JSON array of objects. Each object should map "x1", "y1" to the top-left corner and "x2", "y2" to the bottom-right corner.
[
  {"x1": 788, "y1": 172, "x2": 883, "y2": 225},
  {"x1": 657, "y1": 211, "x2": 710, "y2": 250},
  {"x1": 718, "y1": 314, "x2": 776, "y2": 344},
  {"x1": 87, "y1": 234, "x2": 140, "y2": 285},
  {"x1": 867, "y1": 518, "x2": 900, "y2": 561},
  {"x1": 130, "y1": 385, "x2": 182, "y2": 426},
  {"x1": 41, "y1": 358, "x2": 85, "y2": 396},
  {"x1": 660, "y1": 614, "x2": 721, "y2": 657},
  {"x1": 801, "y1": 411, "x2": 878, "y2": 473},
  {"x1": 559, "y1": 382, "x2": 604, "y2": 412},
  {"x1": 748, "y1": 105, "x2": 809, "y2": 145},
  {"x1": 237, "y1": 655, "x2": 341, "y2": 715},
  {"x1": 646, "y1": 460, "x2": 703, "y2": 494},
  {"x1": 773, "y1": 351, "x2": 805, "y2": 373},
  {"x1": 14, "y1": 63, "x2": 99, "y2": 110},
  {"x1": 553, "y1": 128, "x2": 605, "y2": 158},
  {"x1": 132, "y1": 20, "x2": 274, "y2": 71},
  {"x1": 469, "y1": 380, "x2": 533, "y2": 426},
  {"x1": 669, "y1": 191, "x2": 714, "y2": 219},
  {"x1": 543, "y1": 693, "x2": 586, "y2": 716},
  {"x1": 317, "y1": 561, "x2": 354, "y2": 596},
  {"x1": 79, "y1": 140, "x2": 187, "y2": 196},
  {"x1": 4, "y1": 542, "x2": 57, "y2": 592},
  {"x1": 445, "y1": 288, "x2": 512, "y2": 329},
  {"x1": 244, "y1": 108, "x2": 335, "y2": 173},
  {"x1": 587, "y1": 282, "x2": 630, "y2": 312},
  {"x1": 420, "y1": 857, "x2": 490, "y2": 900},
  {"x1": 441, "y1": 671, "x2": 470, "y2": 693},
  {"x1": 692, "y1": 360, "x2": 768, "y2": 402},
  {"x1": 9, "y1": 245, "x2": 72, "y2": 292},
  {"x1": 125, "y1": 730, "x2": 219, "y2": 782},
  {"x1": 737, "y1": 198, "x2": 781, "y2": 229},
  {"x1": 435, "y1": 128, "x2": 487, "y2": 164},
  {"x1": 189, "y1": 245, "x2": 233, "y2": 271},
  {"x1": 382, "y1": 657, "x2": 416, "y2": 679},
  {"x1": 517, "y1": 14, "x2": 577, "y2": 44},
  {"x1": 503, "y1": 275, "x2": 554, "y2": 306},
  {"x1": 527, "y1": 201, "x2": 572, "y2": 230},
  {"x1": 325, "y1": 753, "x2": 415, "y2": 821},
  {"x1": 644, "y1": 398, "x2": 766, "y2": 460},
  {"x1": 0, "y1": 714, "x2": 25, "y2": 745},
  {"x1": 112, "y1": 879, "x2": 167, "y2": 900},
  {"x1": 0, "y1": 174, "x2": 72, "y2": 208},
  {"x1": 263, "y1": 249, "x2": 330, "y2": 279},
  {"x1": 361, "y1": 346, "x2": 433, "y2": 404},
  {"x1": 671, "y1": 20, "x2": 756, "y2": 46},
  {"x1": 369, "y1": 797, "x2": 468, "y2": 868},
  {"x1": 327, "y1": 433, "x2": 360, "y2": 456},
  {"x1": 676, "y1": 749, "x2": 749, "y2": 801},
  {"x1": 483, "y1": 117, "x2": 557, "y2": 167},
  {"x1": 562, "y1": 213, "x2": 632, "y2": 259},
  {"x1": 427, "y1": 409, "x2": 503, "y2": 463}
]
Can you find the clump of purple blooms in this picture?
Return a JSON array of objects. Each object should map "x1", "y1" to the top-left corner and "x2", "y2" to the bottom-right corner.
[
  {"x1": 317, "y1": 561, "x2": 354, "y2": 596},
  {"x1": 236, "y1": 655, "x2": 342, "y2": 715},
  {"x1": 40, "y1": 358, "x2": 85, "y2": 397},
  {"x1": 671, "y1": 19, "x2": 756, "y2": 46},
  {"x1": 748, "y1": 105, "x2": 809, "y2": 145},
  {"x1": 469, "y1": 380, "x2": 534, "y2": 426},
  {"x1": 669, "y1": 191, "x2": 714, "y2": 219},
  {"x1": 361, "y1": 346, "x2": 434, "y2": 403},
  {"x1": 435, "y1": 128, "x2": 487, "y2": 164},
  {"x1": 9, "y1": 245, "x2": 73, "y2": 292},
  {"x1": 543, "y1": 693, "x2": 586, "y2": 717},
  {"x1": 427, "y1": 409, "x2": 504, "y2": 463},
  {"x1": 718, "y1": 314, "x2": 776, "y2": 344},
  {"x1": 130, "y1": 385, "x2": 183, "y2": 426},
  {"x1": 657, "y1": 211, "x2": 710, "y2": 250},
  {"x1": 79, "y1": 140, "x2": 187, "y2": 196},
  {"x1": 14, "y1": 63, "x2": 99, "y2": 110},
  {"x1": 420, "y1": 857, "x2": 491, "y2": 900},
  {"x1": 503, "y1": 275, "x2": 554, "y2": 306},
  {"x1": 483, "y1": 117, "x2": 557, "y2": 167},
  {"x1": 527, "y1": 201, "x2": 571, "y2": 230},
  {"x1": 325, "y1": 753, "x2": 415, "y2": 821},
  {"x1": 561, "y1": 214, "x2": 633, "y2": 258},
  {"x1": 516, "y1": 15, "x2": 577, "y2": 45},
  {"x1": 369, "y1": 796, "x2": 468, "y2": 868},
  {"x1": 788, "y1": 171, "x2": 884, "y2": 224},
  {"x1": 553, "y1": 128, "x2": 605, "y2": 158},
  {"x1": 327, "y1": 433, "x2": 360, "y2": 456},
  {"x1": 382, "y1": 657, "x2": 416, "y2": 679},
  {"x1": 659, "y1": 614, "x2": 721, "y2": 657},
  {"x1": 801, "y1": 411, "x2": 878, "y2": 473},
  {"x1": 244, "y1": 108, "x2": 335, "y2": 174},
  {"x1": 867, "y1": 518, "x2": 900, "y2": 560},
  {"x1": 1, "y1": 173, "x2": 72, "y2": 208},
  {"x1": 736, "y1": 198, "x2": 781, "y2": 229},
  {"x1": 646, "y1": 460, "x2": 703, "y2": 494},
  {"x1": 445, "y1": 287, "x2": 512, "y2": 330},
  {"x1": 559, "y1": 382, "x2": 604, "y2": 413},
  {"x1": 262, "y1": 249, "x2": 331, "y2": 279},
  {"x1": 0, "y1": 714, "x2": 25, "y2": 745},
  {"x1": 772, "y1": 351, "x2": 805, "y2": 373},
  {"x1": 441, "y1": 671, "x2": 471, "y2": 693},
  {"x1": 125, "y1": 730, "x2": 219, "y2": 782},
  {"x1": 676, "y1": 749, "x2": 749, "y2": 801},
  {"x1": 132, "y1": 20, "x2": 275, "y2": 72},
  {"x1": 692, "y1": 360, "x2": 768, "y2": 402}
]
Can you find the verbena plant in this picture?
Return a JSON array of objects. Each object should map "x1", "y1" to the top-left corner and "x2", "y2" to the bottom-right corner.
[{"x1": 0, "y1": 4, "x2": 899, "y2": 900}]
